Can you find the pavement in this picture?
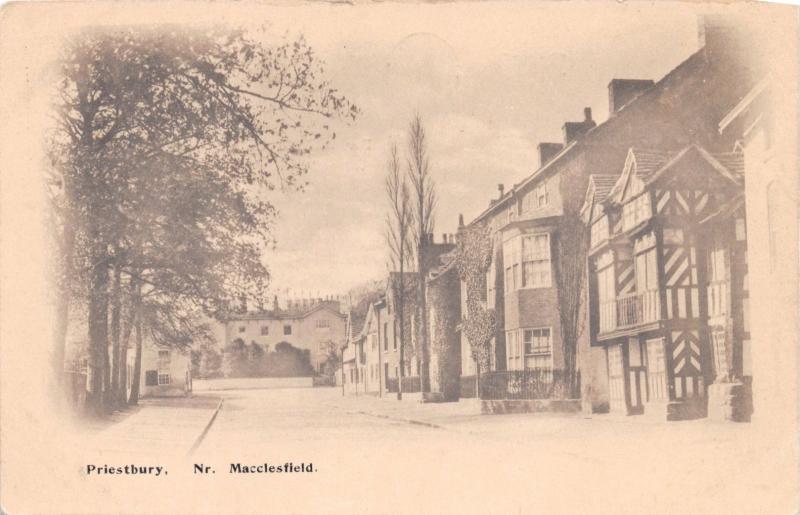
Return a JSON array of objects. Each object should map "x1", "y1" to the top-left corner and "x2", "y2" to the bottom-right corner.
[{"x1": 79, "y1": 394, "x2": 223, "y2": 458}]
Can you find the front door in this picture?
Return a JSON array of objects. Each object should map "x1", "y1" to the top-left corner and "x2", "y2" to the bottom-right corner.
[
  {"x1": 627, "y1": 339, "x2": 645, "y2": 414},
  {"x1": 646, "y1": 338, "x2": 668, "y2": 402},
  {"x1": 607, "y1": 344, "x2": 626, "y2": 412}
]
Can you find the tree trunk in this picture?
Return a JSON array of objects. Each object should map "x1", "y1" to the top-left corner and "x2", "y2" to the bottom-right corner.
[
  {"x1": 555, "y1": 216, "x2": 586, "y2": 400},
  {"x1": 128, "y1": 311, "x2": 143, "y2": 405},
  {"x1": 127, "y1": 281, "x2": 143, "y2": 406},
  {"x1": 476, "y1": 362, "x2": 481, "y2": 399},
  {"x1": 117, "y1": 285, "x2": 137, "y2": 406},
  {"x1": 86, "y1": 244, "x2": 109, "y2": 415},
  {"x1": 109, "y1": 263, "x2": 122, "y2": 406},
  {"x1": 418, "y1": 251, "x2": 431, "y2": 393},
  {"x1": 397, "y1": 264, "x2": 405, "y2": 401}
]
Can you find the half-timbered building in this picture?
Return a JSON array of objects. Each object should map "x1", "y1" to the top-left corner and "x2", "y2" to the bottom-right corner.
[{"x1": 583, "y1": 145, "x2": 748, "y2": 420}]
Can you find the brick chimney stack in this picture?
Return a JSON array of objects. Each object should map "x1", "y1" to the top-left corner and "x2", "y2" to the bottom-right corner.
[
  {"x1": 562, "y1": 107, "x2": 596, "y2": 145},
  {"x1": 537, "y1": 142, "x2": 564, "y2": 168},
  {"x1": 608, "y1": 79, "x2": 654, "y2": 114}
]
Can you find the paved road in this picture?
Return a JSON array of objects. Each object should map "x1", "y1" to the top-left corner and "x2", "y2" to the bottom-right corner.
[
  {"x1": 188, "y1": 388, "x2": 786, "y2": 515},
  {"x1": 197, "y1": 388, "x2": 439, "y2": 453}
]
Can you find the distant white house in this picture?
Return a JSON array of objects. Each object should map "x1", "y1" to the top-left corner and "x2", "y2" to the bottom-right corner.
[
  {"x1": 222, "y1": 298, "x2": 346, "y2": 373},
  {"x1": 126, "y1": 343, "x2": 192, "y2": 398}
]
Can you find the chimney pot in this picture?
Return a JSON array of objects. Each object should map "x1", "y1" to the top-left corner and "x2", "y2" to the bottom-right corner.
[
  {"x1": 498, "y1": 184, "x2": 505, "y2": 197},
  {"x1": 562, "y1": 107, "x2": 597, "y2": 145},
  {"x1": 458, "y1": 214, "x2": 464, "y2": 227}
]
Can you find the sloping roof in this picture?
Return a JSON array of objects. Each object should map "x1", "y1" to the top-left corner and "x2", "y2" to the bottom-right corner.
[
  {"x1": 587, "y1": 174, "x2": 619, "y2": 204},
  {"x1": 718, "y1": 75, "x2": 771, "y2": 134},
  {"x1": 607, "y1": 148, "x2": 672, "y2": 203},
  {"x1": 581, "y1": 174, "x2": 619, "y2": 222},
  {"x1": 347, "y1": 291, "x2": 381, "y2": 338},
  {"x1": 629, "y1": 149, "x2": 673, "y2": 182},
  {"x1": 711, "y1": 151, "x2": 745, "y2": 177},
  {"x1": 698, "y1": 193, "x2": 745, "y2": 226},
  {"x1": 471, "y1": 45, "x2": 754, "y2": 226},
  {"x1": 595, "y1": 144, "x2": 743, "y2": 212},
  {"x1": 645, "y1": 145, "x2": 742, "y2": 186}
]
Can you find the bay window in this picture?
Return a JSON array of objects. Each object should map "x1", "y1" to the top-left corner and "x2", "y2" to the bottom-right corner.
[
  {"x1": 506, "y1": 327, "x2": 552, "y2": 371},
  {"x1": 503, "y1": 233, "x2": 551, "y2": 294}
]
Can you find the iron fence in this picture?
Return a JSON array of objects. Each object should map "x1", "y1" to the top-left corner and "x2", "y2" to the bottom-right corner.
[
  {"x1": 385, "y1": 377, "x2": 399, "y2": 393},
  {"x1": 478, "y1": 369, "x2": 563, "y2": 400},
  {"x1": 402, "y1": 376, "x2": 421, "y2": 393},
  {"x1": 384, "y1": 376, "x2": 421, "y2": 393}
]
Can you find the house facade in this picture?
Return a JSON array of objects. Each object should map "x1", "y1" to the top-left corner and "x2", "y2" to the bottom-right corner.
[
  {"x1": 341, "y1": 235, "x2": 456, "y2": 397},
  {"x1": 376, "y1": 272, "x2": 417, "y2": 395},
  {"x1": 224, "y1": 298, "x2": 346, "y2": 373},
  {"x1": 342, "y1": 293, "x2": 377, "y2": 395},
  {"x1": 459, "y1": 19, "x2": 757, "y2": 409},
  {"x1": 127, "y1": 343, "x2": 193, "y2": 398},
  {"x1": 583, "y1": 145, "x2": 748, "y2": 420}
]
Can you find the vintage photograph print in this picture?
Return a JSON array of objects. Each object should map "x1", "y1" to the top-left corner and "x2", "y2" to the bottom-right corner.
[{"x1": 0, "y1": 1, "x2": 798, "y2": 514}]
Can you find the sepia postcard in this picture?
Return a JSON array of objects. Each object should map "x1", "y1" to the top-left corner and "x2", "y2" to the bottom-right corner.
[{"x1": 0, "y1": 1, "x2": 798, "y2": 513}]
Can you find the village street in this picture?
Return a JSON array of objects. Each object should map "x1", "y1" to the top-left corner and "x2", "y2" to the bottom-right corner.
[
  {"x1": 181, "y1": 387, "x2": 782, "y2": 514},
  {"x1": 60, "y1": 385, "x2": 796, "y2": 514}
]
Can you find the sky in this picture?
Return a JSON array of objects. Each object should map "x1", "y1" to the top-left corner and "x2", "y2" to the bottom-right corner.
[{"x1": 253, "y1": 3, "x2": 702, "y2": 299}]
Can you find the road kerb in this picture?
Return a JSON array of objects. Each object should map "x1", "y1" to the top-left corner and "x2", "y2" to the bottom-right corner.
[{"x1": 186, "y1": 397, "x2": 224, "y2": 456}]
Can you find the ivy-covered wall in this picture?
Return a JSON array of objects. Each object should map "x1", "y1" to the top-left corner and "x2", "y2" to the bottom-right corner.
[{"x1": 428, "y1": 264, "x2": 462, "y2": 401}]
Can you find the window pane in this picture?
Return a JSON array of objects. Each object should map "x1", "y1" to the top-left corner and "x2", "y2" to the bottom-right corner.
[{"x1": 647, "y1": 250, "x2": 658, "y2": 290}]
